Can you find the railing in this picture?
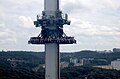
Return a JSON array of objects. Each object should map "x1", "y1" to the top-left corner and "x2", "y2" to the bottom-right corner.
[{"x1": 28, "y1": 37, "x2": 76, "y2": 44}]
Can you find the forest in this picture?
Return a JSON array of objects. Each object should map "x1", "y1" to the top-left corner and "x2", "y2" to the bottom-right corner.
[
  {"x1": 0, "y1": 65, "x2": 120, "y2": 79},
  {"x1": 0, "y1": 50, "x2": 120, "y2": 79}
]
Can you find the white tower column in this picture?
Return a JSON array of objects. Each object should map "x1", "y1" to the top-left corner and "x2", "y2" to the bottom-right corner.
[
  {"x1": 45, "y1": 43, "x2": 60, "y2": 79},
  {"x1": 44, "y1": 0, "x2": 59, "y2": 11},
  {"x1": 44, "y1": 0, "x2": 60, "y2": 79}
]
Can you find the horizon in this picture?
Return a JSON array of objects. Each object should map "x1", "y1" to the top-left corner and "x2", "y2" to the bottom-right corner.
[{"x1": 0, "y1": 48, "x2": 115, "y2": 53}]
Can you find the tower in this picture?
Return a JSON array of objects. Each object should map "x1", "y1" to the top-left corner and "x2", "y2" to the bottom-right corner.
[{"x1": 28, "y1": 0, "x2": 76, "y2": 79}]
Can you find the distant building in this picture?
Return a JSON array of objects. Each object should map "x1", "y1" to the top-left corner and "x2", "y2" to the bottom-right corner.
[
  {"x1": 97, "y1": 50, "x2": 107, "y2": 53},
  {"x1": 97, "y1": 50, "x2": 112, "y2": 53},
  {"x1": 70, "y1": 58, "x2": 78, "y2": 64},
  {"x1": 79, "y1": 59, "x2": 84, "y2": 65},
  {"x1": 69, "y1": 58, "x2": 94, "y2": 66},
  {"x1": 60, "y1": 62, "x2": 69, "y2": 68},
  {"x1": 93, "y1": 65, "x2": 113, "y2": 69},
  {"x1": 82, "y1": 58, "x2": 94, "y2": 65},
  {"x1": 69, "y1": 58, "x2": 85, "y2": 66},
  {"x1": 79, "y1": 58, "x2": 108, "y2": 66},
  {"x1": 111, "y1": 59, "x2": 120, "y2": 70},
  {"x1": 113, "y1": 48, "x2": 120, "y2": 53}
]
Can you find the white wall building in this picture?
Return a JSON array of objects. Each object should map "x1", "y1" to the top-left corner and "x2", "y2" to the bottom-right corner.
[
  {"x1": 111, "y1": 59, "x2": 120, "y2": 70},
  {"x1": 70, "y1": 58, "x2": 78, "y2": 64},
  {"x1": 60, "y1": 62, "x2": 69, "y2": 68}
]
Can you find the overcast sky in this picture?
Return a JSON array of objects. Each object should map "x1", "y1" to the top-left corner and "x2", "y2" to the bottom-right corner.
[{"x1": 0, "y1": 0, "x2": 120, "y2": 52}]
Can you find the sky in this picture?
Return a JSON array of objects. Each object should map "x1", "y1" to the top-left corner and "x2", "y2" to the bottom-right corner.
[{"x1": 0, "y1": 0, "x2": 120, "y2": 52}]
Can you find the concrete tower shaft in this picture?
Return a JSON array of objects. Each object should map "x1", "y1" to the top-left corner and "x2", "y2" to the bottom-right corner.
[
  {"x1": 44, "y1": 0, "x2": 59, "y2": 11},
  {"x1": 44, "y1": 0, "x2": 60, "y2": 79},
  {"x1": 45, "y1": 43, "x2": 59, "y2": 79},
  {"x1": 44, "y1": 0, "x2": 60, "y2": 19}
]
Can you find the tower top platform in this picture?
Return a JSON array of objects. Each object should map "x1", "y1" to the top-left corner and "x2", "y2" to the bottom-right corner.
[{"x1": 28, "y1": 0, "x2": 76, "y2": 45}]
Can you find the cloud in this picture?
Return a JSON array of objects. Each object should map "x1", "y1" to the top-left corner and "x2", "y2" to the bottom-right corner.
[
  {"x1": 0, "y1": 0, "x2": 120, "y2": 51},
  {"x1": 64, "y1": 20, "x2": 120, "y2": 37},
  {"x1": 19, "y1": 16, "x2": 33, "y2": 28},
  {"x1": 0, "y1": 23, "x2": 17, "y2": 44}
]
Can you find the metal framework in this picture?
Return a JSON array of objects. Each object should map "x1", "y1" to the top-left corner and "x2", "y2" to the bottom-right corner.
[
  {"x1": 28, "y1": 11, "x2": 76, "y2": 44},
  {"x1": 28, "y1": 37, "x2": 76, "y2": 44}
]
